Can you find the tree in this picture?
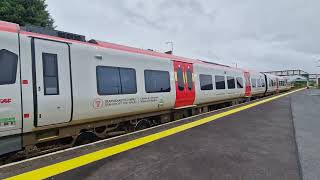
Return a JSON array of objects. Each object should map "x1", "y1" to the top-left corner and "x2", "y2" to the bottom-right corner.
[{"x1": 0, "y1": 0, "x2": 55, "y2": 29}]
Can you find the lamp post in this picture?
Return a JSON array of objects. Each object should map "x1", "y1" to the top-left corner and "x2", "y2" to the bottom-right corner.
[
  {"x1": 316, "y1": 60, "x2": 320, "y2": 87},
  {"x1": 232, "y1": 62, "x2": 238, "y2": 68},
  {"x1": 165, "y1": 41, "x2": 173, "y2": 54}
]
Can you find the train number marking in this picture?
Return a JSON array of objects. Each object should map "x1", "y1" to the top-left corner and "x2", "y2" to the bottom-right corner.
[{"x1": 0, "y1": 98, "x2": 12, "y2": 104}]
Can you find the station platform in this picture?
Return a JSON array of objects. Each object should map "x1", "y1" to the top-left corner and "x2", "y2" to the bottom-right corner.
[{"x1": 1, "y1": 88, "x2": 319, "y2": 180}]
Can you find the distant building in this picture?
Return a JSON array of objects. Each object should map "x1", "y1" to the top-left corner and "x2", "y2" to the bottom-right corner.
[{"x1": 263, "y1": 69, "x2": 320, "y2": 86}]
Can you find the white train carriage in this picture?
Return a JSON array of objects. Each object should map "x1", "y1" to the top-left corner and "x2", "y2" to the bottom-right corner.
[
  {"x1": 193, "y1": 62, "x2": 245, "y2": 106},
  {"x1": 278, "y1": 77, "x2": 290, "y2": 92},
  {"x1": 265, "y1": 73, "x2": 279, "y2": 95},
  {"x1": 249, "y1": 71, "x2": 266, "y2": 97},
  {"x1": 0, "y1": 20, "x2": 289, "y2": 160}
]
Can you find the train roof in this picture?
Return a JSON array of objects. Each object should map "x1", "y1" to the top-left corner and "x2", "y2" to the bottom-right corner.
[{"x1": 0, "y1": 20, "x2": 249, "y2": 73}]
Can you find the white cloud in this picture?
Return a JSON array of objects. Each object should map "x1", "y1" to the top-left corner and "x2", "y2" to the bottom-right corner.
[{"x1": 46, "y1": 0, "x2": 320, "y2": 73}]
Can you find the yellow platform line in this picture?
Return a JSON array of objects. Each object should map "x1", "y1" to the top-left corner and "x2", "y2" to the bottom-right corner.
[{"x1": 5, "y1": 88, "x2": 304, "y2": 180}]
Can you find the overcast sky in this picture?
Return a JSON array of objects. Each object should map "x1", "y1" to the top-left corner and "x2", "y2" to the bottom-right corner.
[{"x1": 46, "y1": 0, "x2": 320, "y2": 73}]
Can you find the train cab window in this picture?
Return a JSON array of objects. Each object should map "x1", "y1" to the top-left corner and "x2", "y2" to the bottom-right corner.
[
  {"x1": 43, "y1": 53, "x2": 59, "y2": 95},
  {"x1": 227, "y1": 76, "x2": 235, "y2": 89},
  {"x1": 97, "y1": 66, "x2": 137, "y2": 95},
  {"x1": 251, "y1": 78, "x2": 257, "y2": 88},
  {"x1": 177, "y1": 68, "x2": 184, "y2": 91},
  {"x1": 145, "y1": 70, "x2": 171, "y2": 93},
  {"x1": 215, "y1": 75, "x2": 226, "y2": 90},
  {"x1": 236, "y1": 77, "x2": 243, "y2": 88},
  {"x1": 199, "y1": 74, "x2": 213, "y2": 90},
  {"x1": 186, "y1": 69, "x2": 193, "y2": 90},
  {"x1": 0, "y1": 49, "x2": 18, "y2": 85}
]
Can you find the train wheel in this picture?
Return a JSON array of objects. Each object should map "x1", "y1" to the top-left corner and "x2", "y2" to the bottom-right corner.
[
  {"x1": 134, "y1": 119, "x2": 151, "y2": 131},
  {"x1": 74, "y1": 131, "x2": 98, "y2": 146}
]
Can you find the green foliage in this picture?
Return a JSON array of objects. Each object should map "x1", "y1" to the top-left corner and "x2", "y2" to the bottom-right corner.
[{"x1": 0, "y1": 0, "x2": 55, "y2": 29}]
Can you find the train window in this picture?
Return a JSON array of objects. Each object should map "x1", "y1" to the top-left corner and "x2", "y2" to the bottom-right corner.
[
  {"x1": 227, "y1": 76, "x2": 235, "y2": 89},
  {"x1": 199, "y1": 74, "x2": 213, "y2": 90},
  {"x1": 215, "y1": 75, "x2": 225, "y2": 90},
  {"x1": 257, "y1": 79, "x2": 261, "y2": 87},
  {"x1": 187, "y1": 69, "x2": 193, "y2": 90},
  {"x1": 120, "y1": 68, "x2": 137, "y2": 94},
  {"x1": 251, "y1": 78, "x2": 256, "y2": 88},
  {"x1": 261, "y1": 79, "x2": 265, "y2": 87},
  {"x1": 0, "y1": 49, "x2": 18, "y2": 85},
  {"x1": 145, "y1": 70, "x2": 171, "y2": 93},
  {"x1": 43, "y1": 53, "x2": 59, "y2": 95},
  {"x1": 236, "y1": 77, "x2": 243, "y2": 88},
  {"x1": 97, "y1": 66, "x2": 137, "y2": 95},
  {"x1": 177, "y1": 68, "x2": 184, "y2": 91}
]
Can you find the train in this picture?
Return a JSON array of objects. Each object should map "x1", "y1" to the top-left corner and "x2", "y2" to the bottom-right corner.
[{"x1": 0, "y1": 20, "x2": 291, "y2": 162}]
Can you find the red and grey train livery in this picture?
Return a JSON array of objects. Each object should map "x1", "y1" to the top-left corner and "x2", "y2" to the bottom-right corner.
[{"x1": 0, "y1": 21, "x2": 290, "y2": 161}]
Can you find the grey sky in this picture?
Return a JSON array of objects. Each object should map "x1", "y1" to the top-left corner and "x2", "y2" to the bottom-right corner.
[{"x1": 46, "y1": 0, "x2": 320, "y2": 73}]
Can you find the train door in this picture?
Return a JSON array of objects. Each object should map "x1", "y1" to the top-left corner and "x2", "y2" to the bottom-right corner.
[
  {"x1": 0, "y1": 28, "x2": 22, "y2": 155},
  {"x1": 244, "y1": 71, "x2": 252, "y2": 97},
  {"x1": 174, "y1": 61, "x2": 195, "y2": 108},
  {"x1": 33, "y1": 39, "x2": 72, "y2": 126}
]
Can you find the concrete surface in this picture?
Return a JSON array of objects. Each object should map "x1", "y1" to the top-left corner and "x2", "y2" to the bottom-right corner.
[
  {"x1": 291, "y1": 89, "x2": 320, "y2": 180},
  {"x1": 51, "y1": 94, "x2": 301, "y2": 180}
]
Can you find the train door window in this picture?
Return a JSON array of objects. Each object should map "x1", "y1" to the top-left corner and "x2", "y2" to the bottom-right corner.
[
  {"x1": 97, "y1": 66, "x2": 137, "y2": 95},
  {"x1": 215, "y1": 75, "x2": 226, "y2": 90},
  {"x1": 0, "y1": 49, "x2": 18, "y2": 85},
  {"x1": 177, "y1": 68, "x2": 184, "y2": 91},
  {"x1": 199, "y1": 74, "x2": 213, "y2": 90},
  {"x1": 186, "y1": 69, "x2": 193, "y2": 90},
  {"x1": 43, "y1": 53, "x2": 59, "y2": 95},
  {"x1": 145, "y1": 70, "x2": 171, "y2": 93},
  {"x1": 227, "y1": 76, "x2": 235, "y2": 89},
  {"x1": 236, "y1": 77, "x2": 243, "y2": 88}
]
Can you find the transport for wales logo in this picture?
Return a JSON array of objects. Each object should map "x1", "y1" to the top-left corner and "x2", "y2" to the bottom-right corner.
[{"x1": 93, "y1": 98, "x2": 104, "y2": 109}]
